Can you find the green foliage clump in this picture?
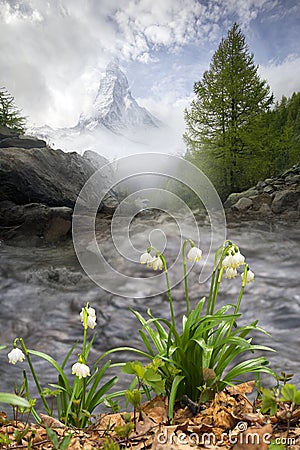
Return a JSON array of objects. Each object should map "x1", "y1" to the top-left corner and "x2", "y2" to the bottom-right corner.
[
  {"x1": 0, "y1": 87, "x2": 26, "y2": 134},
  {"x1": 115, "y1": 239, "x2": 275, "y2": 418},
  {"x1": 6, "y1": 304, "x2": 118, "y2": 428}
]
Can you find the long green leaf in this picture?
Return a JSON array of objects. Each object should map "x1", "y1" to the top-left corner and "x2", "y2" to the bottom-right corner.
[
  {"x1": 62, "y1": 341, "x2": 78, "y2": 370},
  {"x1": 192, "y1": 338, "x2": 214, "y2": 367},
  {"x1": 85, "y1": 360, "x2": 111, "y2": 406},
  {"x1": 0, "y1": 393, "x2": 30, "y2": 408},
  {"x1": 139, "y1": 330, "x2": 155, "y2": 356},
  {"x1": 168, "y1": 375, "x2": 185, "y2": 419},
  {"x1": 222, "y1": 357, "x2": 272, "y2": 382},
  {"x1": 28, "y1": 349, "x2": 71, "y2": 395},
  {"x1": 88, "y1": 377, "x2": 118, "y2": 411}
]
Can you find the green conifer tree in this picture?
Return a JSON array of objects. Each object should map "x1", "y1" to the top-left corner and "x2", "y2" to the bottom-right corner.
[
  {"x1": 0, "y1": 87, "x2": 26, "y2": 134},
  {"x1": 184, "y1": 23, "x2": 273, "y2": 197}
]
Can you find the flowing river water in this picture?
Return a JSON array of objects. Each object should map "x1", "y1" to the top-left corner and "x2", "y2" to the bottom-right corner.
[{"x1": 0, "y1": 214, "x2": 300, "y2": 410}]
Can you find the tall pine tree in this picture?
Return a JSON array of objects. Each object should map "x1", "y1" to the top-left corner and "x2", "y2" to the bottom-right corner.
[
  {"x1": 184, "y1": 23, "x2": 273, "y2": 197},
  {"x1": 0, "y1": 87, "x2": 26, "y2": 134}
]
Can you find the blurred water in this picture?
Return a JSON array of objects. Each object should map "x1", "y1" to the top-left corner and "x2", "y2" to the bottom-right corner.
[{"x1": 0, "y1": 216, "x2": 299, "y2": 410}]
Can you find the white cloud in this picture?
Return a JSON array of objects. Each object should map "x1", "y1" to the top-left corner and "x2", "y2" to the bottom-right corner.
[
  {"x1": 0, "y1": 0, "x2": 298, "y2": 130},
  {"x1": 259, "y1": 54, "x2": 300, "y2": 100}
]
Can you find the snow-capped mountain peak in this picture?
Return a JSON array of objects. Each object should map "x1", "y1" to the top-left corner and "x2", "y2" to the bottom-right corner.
[{"x1": 78, "y1": 62, "x2": 161, "y2": 133}]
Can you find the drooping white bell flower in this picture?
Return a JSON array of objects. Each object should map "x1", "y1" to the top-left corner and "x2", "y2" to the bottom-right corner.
[
  {"x1": 80, "y1": 306, "x2": 97, "y2": 329},
  {"x1": 225, "y1": 267, "x2": 238, "y2": 279},
  {"x1": 222, "y1": 255, "x2": 234, "y2": 268},
  {"x1": 140, "y1": 252, "x2": 153, "y2": 265},
  {"x1": 187, "y1": 246, "x2": 202, "y2": 262},
  {"x1": 151, "y1": 257, "x2": 163, "y2": 271},
  {"x1": 72, "y1": 362, "x2": 90, "y2": 379},
  {"x1": 223, "y1": 246, "x2": 245, "y2": 269},
  {"x1": 8, "y1": 347, "x2": 25, "y2": 365},
  {"x1": 231, "y1": 251, "x2": 245, "y2": 268},
  {"x1": 242, "y1": 269, "x2": 255, "y2": 283}
]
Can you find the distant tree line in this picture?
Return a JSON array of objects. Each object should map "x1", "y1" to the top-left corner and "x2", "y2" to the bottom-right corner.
[{"x1": 183, "y1": 23, "x2": 300, "y2": 201}]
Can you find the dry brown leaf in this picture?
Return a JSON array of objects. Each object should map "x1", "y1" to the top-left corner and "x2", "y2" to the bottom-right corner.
[
  {"x1": 97, "y1": 411, "x2": 132, "y2": 431},
  {"x1": 214, "y1": 408, "x2": 236, "y2": 429},
  {"x1": 141, "y1": 396, "x2": 168, "y2": 424},
  {"x1": 239, "y1": 411, "x2": 264, "y2": 424},
  {"x1": 226, "y1": 381, "x2": 256, "y2": 396},
  {"x1": 135, "y1": 412, "x2": 156, "y2": 435},
  {"x1": 40, "y1": 413, "x2": 65, "y2": 428},
  {"x1": 68, "y1": 437, "x2": 84, "y2": 450}
]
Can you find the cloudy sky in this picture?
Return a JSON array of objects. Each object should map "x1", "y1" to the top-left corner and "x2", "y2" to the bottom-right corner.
[{"x1": 1, "y1": 0, "x2": 300, "y2": 142}]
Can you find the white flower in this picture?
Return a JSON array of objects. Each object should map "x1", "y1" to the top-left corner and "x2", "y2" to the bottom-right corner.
[
  {"x1": 151, "y1": 257, "x2": 163, "y2": 271},
  {"x1": 225, "y1": 267, "x2": 238, "y2": 279},
  {"x1": 231, "y1": 251, "x2": 245, "y2": 268},
  {"x1": 222, "y1": 247, "x2": 245, "y2": 269},
  {"x1": 80, "y1": 306, "x2": 97, "y2": 329},
  {"x1": 8, "y1": 348, "x2": 25, "y2": 364},
  {"x1": 140, "y1": 252, "x2": 153, "y2": 265},
  {"x1": 72, "y1": 362, "x2": 90, "y2": 379},
  {"x1": 187, "y1": 246, "x2": 202, "y2": 262},
  {"x1": 222, "y1": 255, "x2": 234, "y2": 268},
  {"x1": 242, "y1": 269, "x2": 255, "y2": 283}
]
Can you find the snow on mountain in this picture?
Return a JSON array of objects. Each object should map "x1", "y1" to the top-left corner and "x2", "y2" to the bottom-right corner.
[
  {"x1": 29, "y1": 63, "x2": 184, "y2": 159},
  {"x1": 77, "y1": 61, "x2": 162, "y2": 133}
]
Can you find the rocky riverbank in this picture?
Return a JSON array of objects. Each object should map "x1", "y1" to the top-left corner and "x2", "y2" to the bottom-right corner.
[
  {"x1": 224, "y1": 164, "x2": 300, "y2": 222},
  {"x1": 1, "y1": 123, "x2": 299, "y2": 244},
  {"x1": 0, "y1": 125, "x2": 118, "y2": 244}
]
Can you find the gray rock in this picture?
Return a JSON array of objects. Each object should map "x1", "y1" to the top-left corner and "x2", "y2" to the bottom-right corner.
[
  {"x1": 0, "y1": 125, "x2": 18, "y2": 140},
  {"x1": 257, "y1": 203, "x2": 273, "y2": 216},
  {"x1": 223, "y1": 192, "x2": 243, "y2": 208},
  {"x1": 263, "y1": 185, "x2": 276, "y2": 194},
  {"x1": 251, "y1": 193, "x2": 273, "y2": 211},
  {"x1": 83, "y1": 150, "x2": 110, "y2": 169},
  {"x1": 232, "y1": 197, "x2": 253, "y2": 211},
  {"x1": 0, "y1": 146, "x2": 117, "y2": 212},
  {"x1": 0, "y1": 203, "x2": 73, "y2": 243},
  {"x1": 271, "y1": 189, "x2": 300, "y2": 214},
  {"x1": 285, "y1": 174, "x2": 300, "y2": 184},
  {"x1": 256, "y1": 181, "x2": 267, "y2": 191},
  {"x1": 239, "y1": 187, "x2": 259, "y2": 198},
  {"x1": 225, "y1": 163, "x2": 300, "y2": 221},
  {"x1": 0, "y1": 135, "x2": 46, "y2": 149}
]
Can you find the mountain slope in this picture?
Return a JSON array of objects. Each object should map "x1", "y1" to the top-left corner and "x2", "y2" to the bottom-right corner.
[{"x1": 77, "y1": 62, "x2": 162, "y2": 133}]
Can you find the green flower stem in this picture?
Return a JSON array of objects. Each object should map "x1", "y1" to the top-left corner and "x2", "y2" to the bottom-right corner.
[
  {"x1": 210, "y1": 266, "x2": 225, "y2": 315},
  {"x1": 82, "y1": 305, "x2": 88, "y2": 359},
  {"x1": 206, "y1": 242, "x2": 231, "y2": 316},
  {"x1": 224, "y1": 265, "x2": 247, "y2": 343},
  {"x1": 161, "y1": 255, "x2": 176, "y2": 330},
  {"x1": 206, "y1": 269, "x2": 216, "y2": 316},
  {"x1": 182, "y1": 240, "x2": 193, "y2": 316},
  {"x1": 80, "y1": 305, "x2": 89, "y2": 422},
  {"x1": 235, "y1": 283, "x2": 246, "y2": 314},
  {"x1": 18, "y1": 338, "x2": 51, "y2": 415}
]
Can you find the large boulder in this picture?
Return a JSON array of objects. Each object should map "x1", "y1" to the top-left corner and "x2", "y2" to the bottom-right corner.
[
  {"x1": 0, "y1": 125, "x2": 46, "y2": 148},
  {"x1": 0, "y1": 135, "x2": 47, "y2": 149},
  {"x1": 0, "y1": 146, "x2": 117, "y2": 211},
  {"x1": 271, "y1": 189, "x2": 300, "y2": 214},
  {"x1": 0, "y1": 125, "x2": 18, "y2": 140},
  {"x1": 0, "y1": 202, "x2": 73, "y2": 243}
]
